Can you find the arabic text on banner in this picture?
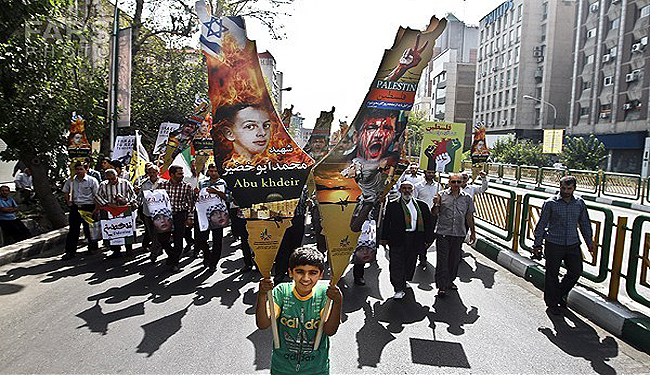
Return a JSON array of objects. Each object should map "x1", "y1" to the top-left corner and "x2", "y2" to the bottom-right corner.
[{"x1": 418, "y1": 121, "x2": 466, "y2": 173}]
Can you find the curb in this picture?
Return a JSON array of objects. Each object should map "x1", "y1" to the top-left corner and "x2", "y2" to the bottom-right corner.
[
  {"x1": 473, "y1": 237, "x2": 650, "y2": 354},
  {"x1": 0, "y1": 227, "x2": 69, "y2": 267},
  {"x1": 487, "y1": 177, "x2": 650, "y2": 213}
]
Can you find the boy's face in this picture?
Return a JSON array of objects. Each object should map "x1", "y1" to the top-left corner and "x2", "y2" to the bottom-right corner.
[{"x1": 289, "y1": 264, "x2": 323, "y2": 296}]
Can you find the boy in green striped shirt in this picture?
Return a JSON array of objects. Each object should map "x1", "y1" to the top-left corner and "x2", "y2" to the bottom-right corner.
[{"x1": 256, "y1": 247, "x2": 342, "y2": 375}]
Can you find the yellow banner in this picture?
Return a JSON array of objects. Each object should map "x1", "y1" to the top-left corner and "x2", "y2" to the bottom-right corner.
[
  {"x1": 246, "y1": 219, "x2": 292, "y2": 278},
  {"x1": 320, "y1": 204, "x2": 361, "y2": 284},
  {"x1": 543, "y1": 129, "x2": 564, "y2": 154}
]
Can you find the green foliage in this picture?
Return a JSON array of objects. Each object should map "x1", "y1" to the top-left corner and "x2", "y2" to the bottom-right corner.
[
  {"x1": 0, "y1": 0, "x2": 71, "y2": 44},
  {"x1": 490, "y1": 137, "x2": 553, "y2": 167},
  {"x1": 129, "y1": 44, "x2": 208, "y2": 152},
  {"x1": 560, "y1": 135, "x2": 607, "y2": 171},
  {"x1": 406, "y1": 110, "x2": 427, "y2": 157}
]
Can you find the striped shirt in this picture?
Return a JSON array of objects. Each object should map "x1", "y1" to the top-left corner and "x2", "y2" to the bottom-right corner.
[
  {"x1": 534, "y1": 195, "x2": 594, "y2": 248},
  {"x1": 96, "y1": 178, "x2": 136, "y2": 206},
  {"x1": 158, "y1": 179, "x2": 195, "y2": 214}
]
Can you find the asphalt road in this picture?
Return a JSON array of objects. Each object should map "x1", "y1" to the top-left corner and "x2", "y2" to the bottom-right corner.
[{"x1": 0, "y1": 230, "x2": 649, "y2": 374}]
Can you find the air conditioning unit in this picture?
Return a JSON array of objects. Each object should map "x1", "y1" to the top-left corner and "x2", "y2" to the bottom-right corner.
[
  {"x1": 482, "y1": 72, "x2": 487, "y2": 77},
  {"x1": 623, "y1": 103, "x2": 633, "y2": 110},
  {"x1": 536, "y1": 56, "x2": 544, "y2": 63},
  {"x1": 489, "y1": 121, "x2": 495, "y2": 128},
  {"x1": 475, "y1": 90, "x2": 481, "y2": 95},
  {"x1": 533, "y1": 46, "x2": 543, "y2": 51},
  {"x1": 492, "y1": 67, "x2": 499, "y2": 72},
  {"x1": 500, "y1": 119, "x2": 508, "y2": 126},
  {"x1": 602, "y1": 53, "x2": 611, "y2": 62},
  {"x1": 600, "y1": 112, "x2": 610, "y2": 119},
  {"x1": 533, "y1": 50, "x2": 543, "y2": 57},
  {"x1": 590, "y1": 3, "x2": 599, "y2": 13},
  {"x1": 626, "y1": 71, "x2": 641, "y2": 82},
  {"x1": 642, "y1": 36, "x2": 649, "y2": 46},
  {"x1": 631, "y1": 43, "x2": 643, "y2": 52}
]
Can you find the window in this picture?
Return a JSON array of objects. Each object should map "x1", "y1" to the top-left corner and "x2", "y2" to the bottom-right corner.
[
  {"x1": 535, "y1": 108, "x2": 541, "y2": 124},
  {"x1": 500, "y1": 72, "x2": 504, "y2": 87},
  {"x1": 541, "y1": 24, "x2": 547, "y2": 42},
  {"x1": 512, "y1": 88, "x2": 517, "y2": 103},
  {"x1": 610, "y1": 18, "x2": 620, "y2": 30},
  {"x1": 480, "y1": 30, "x2": 484, "y2": 42},
  {"x1": 505, "y1": 89, "x2": 510, "y2": 105},
  {"x1": 582, "y1": 81, "x2": 591, "y2": 90},
  {"x1": 517, "y1": 4, "x2": 523, "y2": 21},
  {"x1": 517, "y1": 25, "x2": 521, "y2": 42},
  {"x1": 604, "y1": 76, "x2": 613, "y2": 86},
  {"x1": 498, "y1": 92, "x2": 503, "y2": 107},
  {"x1": 600, "y1": 103, "x2": 612, "y2": 118},
  {"x1": 503, "y1": 13, "x2": 508, "y2": 28},
  {"x1": 514, "y1": 46, "x2": 520, "y2": 63},
  {"x1": 513, "y1": 67, "x2": 519, "y2": 83},
  {"x1": 542, "y1": 2, "x2": 548, "y2": 20},
  {"x1": 506, "y1": 69, "x2": 511, "y2": 85},
  {"x1": 509, "y1": 30, "x2": 514, "y2": 45},
  {"x1": 535, "y1": 86, "x2": 542, "y2": 99},
  {"x1": 579, "y1": 107, "x2": 590, "y2": 116},
  {"x1": 510, "y1": 108, "x2": 516, "y2": 124},
  {"x1": 492, "y1": 94, "x2": 497, "y2": 109},
  {"x1": 584, "y1": 54, "x2": 594, "y2": 65},
  {"x1": 586, "y1": 28, "x2": 596, "y2": 39},
  {"x1": 641, "y1": 5, "x2": 650, "y2": 18}
]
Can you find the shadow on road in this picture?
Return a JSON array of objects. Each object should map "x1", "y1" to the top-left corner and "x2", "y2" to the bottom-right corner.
[
  {"x1": 409, "y1": 337, "x2": 470, "y2": 368},
  {"x1": 374, "y1": 288, "x2": 430, "y2": 333},
  {"x1": 539, "y1": 309, "x2": 618, "y2": 375},
  {"x1": 136, "y1": 303, "x2": 192, "y2": 357},
  {"x1": 458, "y1": 252, "x2": 496, "y2": 289},
  {"x1": 355, "y1": 301, "x2": 396, "y2": 369},
  {"x1": 0, "y1": 282, "x2": 24, "y2": 295},
  {"x1": 76, "y1": 300, "x2": 145, "y2": 335},
  {"x1": 340, "y1": 262, "x2": 383, "y2": 322},
  {"x1": 428, "y1": 291, "x2": 480, "y2": 335}
]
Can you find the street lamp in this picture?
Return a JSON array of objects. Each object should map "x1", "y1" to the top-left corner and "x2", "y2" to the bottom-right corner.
[{"x1": 523, "y1": 94, "x2": 557, "y2": 129}]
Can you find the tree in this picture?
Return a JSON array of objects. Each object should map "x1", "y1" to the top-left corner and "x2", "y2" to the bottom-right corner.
[
  {"x1": 406, "y1": 110, "x2": 427, "y2": 157},
  {"x1": 490, "y1": 137, "x2": 553, "y2": 167},
  {"x1": 560, "y1": 135, "x2": 607, "y2": 171},
  {"x1": 0, "y1": 9, "x2": 107, "y2": 229},
  {"x1": 0, "y1": 0, "x2": 72, "y2": 44}
]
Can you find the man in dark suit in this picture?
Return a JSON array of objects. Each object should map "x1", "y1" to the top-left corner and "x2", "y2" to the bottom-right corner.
[{"x1": 380, "y1": 181, "x2": 434, "y2": 299}]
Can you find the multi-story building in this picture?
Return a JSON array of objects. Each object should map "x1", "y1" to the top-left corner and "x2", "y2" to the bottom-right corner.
[
  {"x1": 258, "y1": 51, "x2": 285, "y2": 111},
  {"x1": 569, "y1": 0, "x2": 650, "y2": 173},
  {"x1": 474, "y1": 0, "x2": 576, "y2": 142},
  {"x1": 413, "y1": 14, "x2": 478, "y2": 147}
]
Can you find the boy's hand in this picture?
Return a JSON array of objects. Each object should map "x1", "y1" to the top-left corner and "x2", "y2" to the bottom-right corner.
[
  {"x1": 259, "y1": 278, "x2": 274, "y2": 294},
  {"x1": 326, "y1": 285, "x2": 342, "y2": 305}
]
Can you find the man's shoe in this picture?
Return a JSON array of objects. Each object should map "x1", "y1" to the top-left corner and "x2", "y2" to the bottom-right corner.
[
  {"x1": 61, "y1": 253, "x2": 75, "y2": 261},
  {"x1": 558, "y1": 296, "x2": 568, "y2": 309},
  {"x1": 149, "y1": 253, "x2": 158, "y2": 263},
  {"x1": 354, "y1": 277, "x2": 366, "y2": 286},
  {"x1": 450, "y1": 283, "x2": 458, "y2": 290},
  {"x1": 437, "y1": 289, "x2": 447, "y2": 297},
  {"x1": 393, "y1": 290, "x2": 406, "y2": 299},
  {"x1": 547, "y1": 306, "x2": 563, "y2": 316}
]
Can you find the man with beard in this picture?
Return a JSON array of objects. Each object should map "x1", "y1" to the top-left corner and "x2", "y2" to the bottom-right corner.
[
  {"x1": 380, "y1": 181, "x2": 433, "y2": 299},
  {"x1": 533, "y1": 176, "x2": 595, "y2": 315}
]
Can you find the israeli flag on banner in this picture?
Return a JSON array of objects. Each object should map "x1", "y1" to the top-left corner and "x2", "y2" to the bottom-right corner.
[{"x1": 196, "y1": 0, "x2": 247, "y2": 57}]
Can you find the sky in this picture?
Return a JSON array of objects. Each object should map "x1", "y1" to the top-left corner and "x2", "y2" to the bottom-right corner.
[{"x1": 242, "y1": 0, "x2": 504, "y2": 129}]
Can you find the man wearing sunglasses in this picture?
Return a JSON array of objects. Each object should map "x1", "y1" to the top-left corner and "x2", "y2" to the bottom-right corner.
[{"x1": 432, "y1": 173, "x2": 476, "y2": 297}]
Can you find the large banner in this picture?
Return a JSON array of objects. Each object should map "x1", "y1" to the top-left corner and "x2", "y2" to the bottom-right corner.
[
  {"x1": 313, "y1": 18, "x2": 447, "y2": 207},
  {"x1": 193, "y1": 113, "x2": 214, "y2": 174},
  {"x1": 470, "y1": 121, "x2": 489, "y2": 164},
  {"x1": 196, "y1": 1, "x2": 314, "y2": 211},
  {"x1": 116, "y1": 28, "x2": 132, "y2": 128},
  {"x1": 68, "y1": 112, "x2": 91, "y2": 160},
  {"x1": 112, "y1": 135, "x2": 135, "y2": 166},
  {"x1": 418, "y1": 121, "x2": 465, "y2": 172},
  {"x1": 153, "y1": 122, "x2": 181, "y2": 155}
]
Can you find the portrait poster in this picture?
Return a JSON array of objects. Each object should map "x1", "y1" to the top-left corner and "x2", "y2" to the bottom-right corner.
[
  {"x1": 144, "y1": 189, "x2": 173, "y2": 233},
  {"x1": 68, "y1": 112, "x2": 91, "y2": 160},
  {"x1": 111, "y1": 135, "x2": 135, "y2": 166},
  {"x1": 304, "y1": 107, "x2": 335, "y2": 162},
  {"x1": 418, "y1": 121, "x2": 465, "y2": 173},
  {"x1": 312, "y1": 17, "x2": 447, "y2": 208},
  {"x1": 153, "y1": 122, "x2": 180, "y2": 155},
  {"x1": 470, "y1": 121, "x2": 489, "y2": 164},
  {"x1": 195, "y1": 187, "x2": 230, "y2": 231},
  {"x1": 196, "y1": 0, "x2": 314, "y2": 211},
  {"x1": 193, "y1": 113, "x2": 214, "y2": 174},
  {"x1": 160, "y1": 98, "x2": 210, "y2": 174}
]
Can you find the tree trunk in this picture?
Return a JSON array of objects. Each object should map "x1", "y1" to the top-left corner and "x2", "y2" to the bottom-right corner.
[{"x1": 24, "y1": 156, "x2": 67, "y2": 229}]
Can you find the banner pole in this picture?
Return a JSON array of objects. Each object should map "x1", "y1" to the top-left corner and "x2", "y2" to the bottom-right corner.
[
  {"x1": 313, "y1": 297, "x2": 331, "y2": 350},
  {"x1": 267, "y1": 290, "x2": 280, "y2": 349}
]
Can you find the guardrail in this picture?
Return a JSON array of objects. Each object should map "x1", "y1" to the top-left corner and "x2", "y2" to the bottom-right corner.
[
  {"x1": 473, "y1": 185, "x2": 516, "y2": 241},
  {"x1": 476, "y1": 162, "x2": 649, "y2": 203}
]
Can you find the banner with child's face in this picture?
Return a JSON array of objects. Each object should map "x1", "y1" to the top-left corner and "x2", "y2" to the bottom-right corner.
[
  {"x1": 68, "y1": 113, "x2": 91, "y2": 160},
  {"x1": 313, "y1": 18, "x2": 447, "y2": 206},
  {"x1": 196, "y1": 1, "x2": 314, "y2": 212}
]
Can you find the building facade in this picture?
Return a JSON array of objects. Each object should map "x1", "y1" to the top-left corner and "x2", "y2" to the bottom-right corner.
[
  {"x1": 258, "y1": 51, "x2": 285, "y2": 111},
  {"x1": 474, "y1": 0, "x2": 576, "y2": 141},
  {"x1": 412, "y1": 14, "x2": 478, "y2": 147},
  {"x1": 569, "y1": 0, "x2": 650, "y2": 173}
]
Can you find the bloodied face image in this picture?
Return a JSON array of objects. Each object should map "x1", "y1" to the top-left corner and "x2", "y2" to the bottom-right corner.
[
  {"x1": 153, "y1": 211, "x2": 173, "y2": 233},
  {"x1": 219, "y1": 105, "x2": 272, "y2": 160},
  {"x1": 355, "y1": 109, "x2": 398, "y2": 162},
  {"x1": 310, "y1": 137, "x2": 328, "y2": 153}
]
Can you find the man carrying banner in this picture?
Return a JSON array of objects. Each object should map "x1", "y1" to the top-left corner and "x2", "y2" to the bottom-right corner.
[
  {"x1": 157, "y1": 165, "x2": 195, "y2": 272},
  {"x1": 380, "y1": 181, "x2": 434, "y2": 299},
  {"x1": 62, "y1": 162, "x2": 100, "y2": 260},
  {"x1": 138, "y1": 164, "x2": 165, "y2": 262},
  {"x1": 414, "y1": 169, "x2": 442, "y2": 267},
  {"x1": 432, "y1": 173, "x2": 476, "y2": 297},
  {"x1": 96, "y1": 169, "x2": 137, "y2": 258},
  {"x1": 196, "y1": 164, "x2": 228, "y2": 271}
]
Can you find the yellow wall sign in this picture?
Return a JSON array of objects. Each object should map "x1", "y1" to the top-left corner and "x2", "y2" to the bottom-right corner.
[{"x1": 543, "y1": 129, "x2": 564, "y2": 154}]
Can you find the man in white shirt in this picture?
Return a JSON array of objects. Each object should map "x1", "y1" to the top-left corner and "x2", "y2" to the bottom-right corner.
[
  {"x1": 398, "y1": 163, "x2": 424, "y2": 186},
  {"x1": 461, "y1": 171, "x2": 488, "y2": 199},
  {"x1": 62, "y1": 162, "x2": 99, "y2": 260},
  {"x1": 413, "y1": 170, "x2": 441, "y2": 267},
  {"x1": 14, "y1": 168, "x2": 34, "y2": 204}
]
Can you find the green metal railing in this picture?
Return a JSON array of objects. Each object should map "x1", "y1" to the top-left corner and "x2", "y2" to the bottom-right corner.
[
  {"x1": 568, "y1": 169, "x2": 599, "y2": 194},
  {"x1": 601, "y1": 172, "x2": 642, "y2": 200},
  {"x1": 502, "y1": 164, "x2": 518, "y2": 181},
  {"x1": 519, "y1": 165, "x2": 539, "y2": 184},
  {"x1": 540, "y1": 167, "x2": 566, "y2": 187},
  {"x1": 626, "y1": 215, "x2": 650, "y2": 307},
  {"x1": 474, "y1": 185, "x2": 517, "y2": 241}
]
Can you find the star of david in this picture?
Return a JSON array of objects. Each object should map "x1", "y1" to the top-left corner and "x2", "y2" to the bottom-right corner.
[{"x1": 203, "y1": 17, "x2": 228, "y2": 39}]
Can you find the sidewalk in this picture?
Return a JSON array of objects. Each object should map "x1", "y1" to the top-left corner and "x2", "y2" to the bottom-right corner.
[{"x1": 0, "y1": 227, "x2": 68, "y2": 266}]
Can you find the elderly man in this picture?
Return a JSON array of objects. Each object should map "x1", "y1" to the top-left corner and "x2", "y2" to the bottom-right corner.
[
  {"x1": 157, "y1": 165, "x2": 195, "y2": 272},
  {"x1": 96, "y1": 168, "x2": 137, "y2": 258},
  {"x1": 433, "y1": 173, "x2": 476, "y2": 297},
  {"x1": 61, "y1": 162, "x2": 100, "y2": 260},
  {"x1": 461, "y1": 171, "x2": 488, "y2": 198},
  {"x1": 381, "y1": 181, "x2": 434, "y2": 299},
  {"x1": 533, "y1": 176, "x2": 596, "y2": 315}
]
